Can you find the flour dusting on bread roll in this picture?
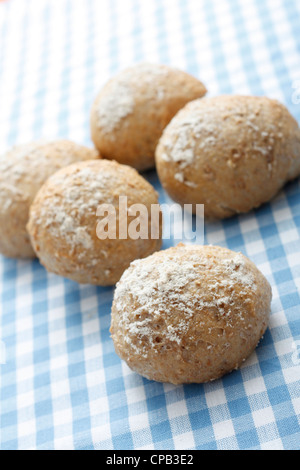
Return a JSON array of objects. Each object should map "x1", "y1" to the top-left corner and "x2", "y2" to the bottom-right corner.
[
  {"x1": 91, "y1": 63, "x2": 207, "y2": 171},
  {"x1": 155, "y1": 95, "x2": 300, "y2": 218},
  {"x1": 27, "y1": 159, "x2": 162, "y2": 285},
  {"x1": 0, "y1": 140, "x2": 99, "y2": 258},
  {"x1": 111, "y1": 244, "x2": 272, "y2": 384}
]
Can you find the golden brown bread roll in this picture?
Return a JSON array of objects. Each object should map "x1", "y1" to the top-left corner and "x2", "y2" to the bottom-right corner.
[
  {"x1": 27, "y1": 159, "x2": 162, "y2": 285},
  {"x1": 90, "y1": 63, "x2": 207, "y2": 171},
  {"x1": 0, "y1": 140, "x2": 99, "y2": 258},
  {"x1": 110, "y1": 244, "x2": 272, "y2": 384},
  {"x1": 155, "y1": 95, "x2": 300, "y2": 218}
]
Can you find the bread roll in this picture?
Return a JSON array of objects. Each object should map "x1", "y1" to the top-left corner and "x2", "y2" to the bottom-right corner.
[
  {"x1": 111, "y1": 244, "x2": 272, "y2": 384},
  {"x1": 27, "y1": 159, "x2": 162, "y2": 285},
  {"x1": 91, "y1": 63, "x2": 207, "y2": 171},
  {"x1": 155, "y1": 95, "x2": 300, "y2": 218},
  {"x1": 0, "y1": 140, "x2": 99, "y2": 258}
]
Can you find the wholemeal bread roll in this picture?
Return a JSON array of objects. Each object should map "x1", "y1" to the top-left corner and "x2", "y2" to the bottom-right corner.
[
  {"x1": 155, "y1": 95, "x2": 300, "y2": 218},
  {"x1": 90, "y1": 63, "x2": 207, "y2": 171},
  {"x1": 27, "y1": 159, "x2": 162, "y2": 285},
  {"x1": 110, "y1": 244, "x2": 272, "y2": 384},
  {"x1": 0, "y1": 140, "x2": 99, "y2": 258}
]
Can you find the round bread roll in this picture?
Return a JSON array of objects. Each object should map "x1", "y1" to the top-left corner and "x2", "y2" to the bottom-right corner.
[
  {"x1": 90, "y1": 63, "x2": 207, "y2": 171},
  {"x1": 27, "y1": 159, "x2": 162, "y2": 285},
  {"x1": 0, "y1": 140, "x2": 99, "y2": 258},
  {"x1": 155, "y1": 95, "x2": 300, "y2": 218},
  {"x1": 110, "y1": 244, "x2": 272, "y2": 384}
]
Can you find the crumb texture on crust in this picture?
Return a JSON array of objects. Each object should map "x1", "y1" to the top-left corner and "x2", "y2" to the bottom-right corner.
[
  {"x1": 111, "y1": 244, "x2": 272, "y2": 384},
  {"x1": 155, "y1": 95, "x2": 300, "y2": 218},
  {"x1": 0, "y1": 140, "x2": 99, "y2": 258},
  {"x1": 27, "y1": 159, "x2": 162, "y2": 285},
  {"x1": 90, "y1": 63, "x2": 207, "y2": 171}
]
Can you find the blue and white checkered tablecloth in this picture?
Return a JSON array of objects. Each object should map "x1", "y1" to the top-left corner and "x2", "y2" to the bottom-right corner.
[{"x1": 0, "y1": 0, "x2": 299, "y2": 451}]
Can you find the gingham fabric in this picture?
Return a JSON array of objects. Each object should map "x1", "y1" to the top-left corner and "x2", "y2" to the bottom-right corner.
[{"x1": 0, "y1": 0, "x2": 299, "y2": 451}]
